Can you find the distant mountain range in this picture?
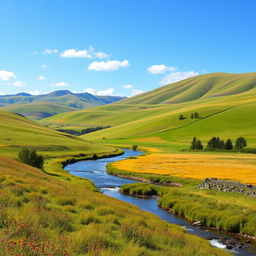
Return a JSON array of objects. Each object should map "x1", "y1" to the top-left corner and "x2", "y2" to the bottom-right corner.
[{"x1": 0, "y1": 90, "x2": 126, "y2": 120}]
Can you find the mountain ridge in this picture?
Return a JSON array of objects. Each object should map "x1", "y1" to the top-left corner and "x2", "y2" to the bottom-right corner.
[{"x1": 0, "y1": 90, "x2": 126, "y2": 119}]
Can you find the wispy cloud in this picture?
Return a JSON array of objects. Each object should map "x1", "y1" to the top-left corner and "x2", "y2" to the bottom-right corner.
[
  {"x1": 0, "y1": 70, "x2": 16, "y2": 81},
  {"x1": 159, "y1": 71, "x2": 199, "y2": 85},
  {"x1": 12, "y1": 80, "x2": 26, "y2": 87},
  {"x1": 89, "y1": 46, "x2": 109, "y2": 59},
  {"x1": 84, "y1": 88, "x2": 115, "y2": 96},
  {"x1": 51, "y1": 82, "x2": 68, "y2": 87},
  {"x1": 88, "y1": 60, "x2": 129, "y2": 71},
  {"x1": 122, "y1": 84, "x2": 133, "y2": 89},
  {"x1": 29, "y1": 90, "x2": 41, "y2": 95},
  {"x1": 60, "y1": 49, "x2": 92, "y2": 58},
  {"x1": 40, "y1": 64, "x2": 48, "y2": 69},
  {"x1": 60, "y1": 47, "x2": 110, "y2": 59},
  {"x1": 43, "y1": 49, "x2": 58, "y2": 54},
  {"x1": 38, "y1": 75, "x2": 45, "y2": 80},
  {"x1": 122, "y1": 84, "x2": 144, "y2": 96},
  {"x1": 147, "y1": 64, "x2": 176, "y2": 74}
]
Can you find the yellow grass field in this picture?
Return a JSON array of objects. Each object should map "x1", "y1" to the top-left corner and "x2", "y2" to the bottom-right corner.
[{"x1": 113, "y1": 153, "x2": 256, "y2": 184}]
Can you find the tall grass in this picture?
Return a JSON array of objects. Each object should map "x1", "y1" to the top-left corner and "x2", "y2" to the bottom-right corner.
[{"x1": 0, "y1": 156, "x2": 230, "y2": 256}]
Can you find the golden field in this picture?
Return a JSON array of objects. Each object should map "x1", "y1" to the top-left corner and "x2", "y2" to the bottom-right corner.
[{"x1": 113, "y1": 152, "x2": 256, "y2": 184}]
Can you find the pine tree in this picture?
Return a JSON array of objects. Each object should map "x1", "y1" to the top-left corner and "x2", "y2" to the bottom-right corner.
[
  {"x1": 225, "y1": 138, "x2": 233, "y2": 150},
  {"x1": 195, "y1": 139, "x2": 203, "y2": 150},
  {"x1": 190, "y1": 137, "x2": 197, "y2": 150}
]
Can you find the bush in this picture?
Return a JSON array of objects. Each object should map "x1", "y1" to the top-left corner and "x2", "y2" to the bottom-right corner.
[
  {"x1": 18, "y1": 148, "x2": 44, "y2": 170},
  {"x1": 132, "y1": 145, "x2": 138, "y2": 151},
  {"x1": 179, "y1": 114, "x2": 186, "y2": 120}
]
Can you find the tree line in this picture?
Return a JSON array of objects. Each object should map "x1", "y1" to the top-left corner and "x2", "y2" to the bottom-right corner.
[{"x1": 190, "y1": 136, "x2": 247, "y2": 150}]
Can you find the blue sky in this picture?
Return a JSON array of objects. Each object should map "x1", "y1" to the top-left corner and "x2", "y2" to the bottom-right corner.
[{"x1": 1, "y1": 0, "x2": 256, "y2": 96}]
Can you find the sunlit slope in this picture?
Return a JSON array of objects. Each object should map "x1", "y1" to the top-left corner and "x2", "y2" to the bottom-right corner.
[
  {"x1": 1, "y1": 102, "x2": 77, "y2": 120},
  {"x1": 0, "y1": 110, "x2": 111, "y2": 157},
  {"x1": 41, "y1": 72, "x2": 256, "y2": 145},
  {"x1": 122, "y1": 72, "x2": 256, "y2": 104}
]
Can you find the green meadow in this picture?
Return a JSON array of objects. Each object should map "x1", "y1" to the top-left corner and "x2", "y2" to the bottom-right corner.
[
  {"x1": 0, "y1": 109, "x2": 230, "y2": 255},
  {"x1": 41, "y1": 73, "x2": 256, "y2": 148}
]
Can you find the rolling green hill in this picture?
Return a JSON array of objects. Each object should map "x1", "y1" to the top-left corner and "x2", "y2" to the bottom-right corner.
[
  {"x1": 1, "y1": 102, "x2": 78, "y2": 120},
  {"x1": 41, "y1": 72, "x2": 256, "y2": 148},
  {"x1": 0, "y1": 110, "x2": 113, "y2": 158},
  {"x1": 0, "y1": 90, "x2": 126, "y2": 120}
]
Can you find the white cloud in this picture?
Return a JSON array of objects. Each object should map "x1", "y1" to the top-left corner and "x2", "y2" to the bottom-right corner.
[
  {"x1": 88, "y1": 60, "x2": 129, "y2": 71},
  {"x1": 84, "y1": 88, "x2": 115, "y2": 96},
  {"x1": 0, "y1": 70, "x2": 16, "y2": 81},
  {"x1": 0, "y1": 92, "x2": 5, "y2": 95},
  {"x1": 123, "y1": 84, "x2": 133, "y2": 89},
  {"x1": 12, "y1": 80, "x2": 26, "y2": 87},
  {"x1": 122, "y1": 84, "x2": 143, "y2": 96},
  {"x1": 84, "y1": 88, "x2": 96, "y2": 94},
  {"x1": 94, "y1": 51, "x2": 109, "y2": 59},
  {"x1": 29, "y1": 90, "x2": 41, "y2": 95},
  {"x1": 38, "y1": 75, "x2": 45, "y2": 80},
  {"x1": 89, "y1": 46, "x2": 109, "y2": 59},
  {"x1": 60, "y1": 49, "x2": 92, "y2": 58},
  {"x1": 131, "y1": 88, "x2": 144, "y2": 96},
  {"x1": 40, "y1": 64, "x2": 48, "y2": 69},
  {"x1": 147, "y1": 64, "x2": 176, "y2": 74},
  {"x1": 51, "y1": 82, "x2": 68, "y2": 87},
  {"x1": 159, "y1": 71, "x2": 199, "y2": 85},
  {"x1": 43, "y1": 49, "x2": 58, "y2": 54}
]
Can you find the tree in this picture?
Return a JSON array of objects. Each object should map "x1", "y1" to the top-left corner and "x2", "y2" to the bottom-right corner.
[
  {"x1": 190, "y1": 137, "x2": 197, "y2": 150},
  {"x1": 220, "y1": 140, "x2": 225, "y2": 149},
  {"x1": 191, "y1": 113, "x2": 194, "y2": 119},
  {"x1": 132, "y1": 145, "x2": 138, "y2": 151},
  {"x1": 194, "y1": 112, "x2": 199, "y2": 118},
  {"x1": 235, "y1": 137, "x2": 247, "y2": 149},
  {"x1": 195, "y1": 139, "x2": 203, "y2": 150},
  {"x1": 224, "y1": 138, "x2": 233, "y2": 150},
  {"x1": 179, "y1": 114, "x2": 185, "y2": 120},
  {"x1": 18, "y1": 148, "x2": 44, "y2": 170}
]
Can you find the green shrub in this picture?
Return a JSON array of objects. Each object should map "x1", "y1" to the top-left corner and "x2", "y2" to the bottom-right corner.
[{"x1": 18, "y1": 148, "x2": 44, "y2": 170}]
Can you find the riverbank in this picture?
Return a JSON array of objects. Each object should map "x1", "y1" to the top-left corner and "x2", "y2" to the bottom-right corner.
[
  {"x1": 119, "y1": 182, "x2": 256, "y2": 241},
  {"x1": 0, "y1": 150, "x2": 231, "y2": 255}
]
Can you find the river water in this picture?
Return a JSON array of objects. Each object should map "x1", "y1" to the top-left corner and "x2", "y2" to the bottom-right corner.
[{"x1": 64, "y1": 149, "x2": 256, "y2": 255}]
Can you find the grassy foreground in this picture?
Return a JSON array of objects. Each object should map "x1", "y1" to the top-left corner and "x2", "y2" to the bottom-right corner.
[
  {"x1": 0, "y1": 156, "x2": 230, "y2": 256},
  {"x1": 0, "y1": 110, "x2": 229, "y2": 255}
]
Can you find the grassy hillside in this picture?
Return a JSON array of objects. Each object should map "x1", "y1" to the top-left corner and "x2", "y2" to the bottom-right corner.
[
  {"x1": 41, "y1": 73, "x2": 256, "y2": 147},
  {"x1": 0, "y1": 110, "x2": 229, "y2": 255},
  {"x1": 1, "y1": 102, "x2": 78, "y2": 120},
  {"x1": 0, "y1": 156, "x2": 229, "y2": 256},
  {"x1": 0, "y1": 110, "x2": 113, "y2": 158}
]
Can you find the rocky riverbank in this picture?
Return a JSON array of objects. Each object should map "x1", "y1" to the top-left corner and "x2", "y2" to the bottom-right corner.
[{"x1": 199, "y1": 178, "x2": 256, "y2": 197}]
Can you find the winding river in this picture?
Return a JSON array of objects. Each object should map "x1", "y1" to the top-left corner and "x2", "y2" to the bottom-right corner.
[{"x1": 64, "y1": 149, "x2": 256, "y2": 256}]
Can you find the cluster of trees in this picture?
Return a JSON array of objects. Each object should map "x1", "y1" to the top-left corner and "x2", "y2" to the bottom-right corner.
[
  {"x1": 190, "y1": 136, "x2": 247, "y2": 151},
  {"x1": 179, "y1": 112, "x2": 200, "y2": 120},
  {"x1": 57, "y1": 126, "x2": 111, "y2": 136},
  {"x1": 191, "y1": 112, "x2": 199, "y2": 119},
  {"x1": 207, "y1": 137, "x2": 247, "y2": 150},
  {"x1": 190, "y1": 137, "x2": 203, "y2": 150},
  {"x1": 18, "y1": 148, "x2": 44, "y2": 170}
]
